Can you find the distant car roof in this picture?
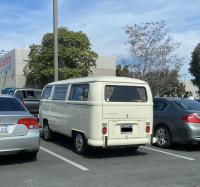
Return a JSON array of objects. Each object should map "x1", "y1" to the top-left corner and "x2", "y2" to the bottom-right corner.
[
  {"x1": 0, "y1": 94, "x2": 16, "y2": 98},
  {"x1": 154, "y1": 97, "x2": 181, "y2": 101},
  {"x1": 14, "y1": 88, "x2": 42, "y2": 91},
  {"x1": 153, "y1": 97, "x2": 199, "y2": 103},
  {"x1": 1, "y1": 87, "x2": 15, "y2": 94}
]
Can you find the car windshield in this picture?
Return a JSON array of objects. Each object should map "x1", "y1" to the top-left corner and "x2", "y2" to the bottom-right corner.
[
  {"x1": 0, "y1": 97, "x2": 26, "y2": 111},
  {"x1": 175, "y1": 99, "x2": 200, "y2": 110}
]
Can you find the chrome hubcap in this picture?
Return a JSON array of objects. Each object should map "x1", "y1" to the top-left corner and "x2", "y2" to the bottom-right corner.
[
  {"x1": 76, "y1": 134, "x2": 83, "y2": 151},
  {"x1": 156, "y1": 128, "x2": 168, "y2": 145}
]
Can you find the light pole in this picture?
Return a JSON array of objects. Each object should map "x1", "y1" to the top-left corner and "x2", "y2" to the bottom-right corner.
[{"x1": 53, "y1": 0, "x2": 58, "y2": 81}]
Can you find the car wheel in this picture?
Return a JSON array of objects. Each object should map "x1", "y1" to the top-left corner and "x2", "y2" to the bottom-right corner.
[
  {"x1": 155, "y1": 126, "x2": 171, "y2": 148},
  {"x1": 74, "y1": 133, "x2": 88, "y2": 155},
  {"x1": 43, "y1": 121, "x2": 53, "y2": 141}
]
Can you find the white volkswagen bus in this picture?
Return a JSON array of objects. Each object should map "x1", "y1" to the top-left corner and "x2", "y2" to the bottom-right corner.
[{"x1": 39, "y1": 76, "x2": 155, "y2": 154}]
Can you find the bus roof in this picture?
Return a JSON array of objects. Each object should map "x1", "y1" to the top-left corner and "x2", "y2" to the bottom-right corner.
[{"x1": 47, "y1": 76, "x2": 147, "y2": 86}]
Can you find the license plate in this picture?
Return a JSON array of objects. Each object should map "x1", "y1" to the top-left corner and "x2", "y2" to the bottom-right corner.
[
  {"x1": 121, "y1": 125, "x2": 133, "y2": 134},
  {"x1": 0, "y1": 126, "x2": 8, "y2": 134}
]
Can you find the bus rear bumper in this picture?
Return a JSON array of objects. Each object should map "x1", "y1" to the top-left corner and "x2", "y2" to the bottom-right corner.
[{"x1": 88, "y1": 137, "x2": 153, "y2": 147}]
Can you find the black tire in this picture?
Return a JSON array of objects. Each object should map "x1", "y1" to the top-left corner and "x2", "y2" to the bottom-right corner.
[
  {"x1": 24, "y1": 151, "x2": 38, "y2": 159},
  {"x1": 155, "y1": 125, "x2": 171, "y2": 148},
  {"x1": 74, "y1": 133, "x2": 88, "y2": 155},
  {"x1": 43, "y1": 121, "x2": 53, "y2": 141}
]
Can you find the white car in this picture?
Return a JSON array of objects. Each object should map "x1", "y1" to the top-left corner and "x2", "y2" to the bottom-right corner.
[{"x1": 0, "y1": 95, "x2": 40, "y2": 158}]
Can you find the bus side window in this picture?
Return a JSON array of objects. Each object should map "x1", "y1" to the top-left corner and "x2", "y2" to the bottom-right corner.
[
  {"x1": 42, "y1": 86, "x2": 52, "y2": 100},
  {"x1": 69, "y1": 84, "x2": 89, "y2": 101}
]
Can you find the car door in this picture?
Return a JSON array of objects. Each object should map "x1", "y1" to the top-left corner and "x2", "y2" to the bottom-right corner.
[
  {"x1": 153, "y1": 100, "x2": 169, "y2": 126},
  {"x1": 22, "y1": 90, "x2": 38, "y2": 116}
]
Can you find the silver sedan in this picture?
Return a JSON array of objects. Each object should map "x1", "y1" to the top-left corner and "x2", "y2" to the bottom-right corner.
[
  {"x1": 154, "y1": 98, "x2": 200, "y2": 148},
  {"x1": 0, "y1": 95, "x2": 40, "y2": 158}
]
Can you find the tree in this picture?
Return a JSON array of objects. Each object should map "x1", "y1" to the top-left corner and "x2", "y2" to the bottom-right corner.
[
  {"x1": 116, "y1": 64, "x2": 131, "y2": 77},
  {"x1": 122, "y1": 20, "x2": 183, "y2": 96},
  {"x1": 24, "y1": 27, "x2": 98, "y2": 88},
  {"x1": 117, "y1": 64, "x2": 187, "y2": 97},
  {"x1": 189, "y1": 43, "x2": 200, "y2": 90},
  {"x1": 146, "y1": 68, "x2": 180, "y2": 97}
]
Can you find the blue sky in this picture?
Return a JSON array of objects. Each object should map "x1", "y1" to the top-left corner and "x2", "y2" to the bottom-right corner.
[{"x1": 0, "y1": 0, "x2": 200, "y2": 78}]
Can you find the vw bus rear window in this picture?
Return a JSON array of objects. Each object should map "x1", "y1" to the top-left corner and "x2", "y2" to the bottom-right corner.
[{"x1": 105, "y1": 85, "x2": 147, "y2": 102}]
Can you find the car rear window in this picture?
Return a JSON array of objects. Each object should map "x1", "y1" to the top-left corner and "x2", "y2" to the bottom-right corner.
[
  {"x1": 175, "y1": 99, "x2": 200, "y2": 110},
  {"x1": 15, "y1": 90, "x2": 41, "y2": 100},
  {"x1": 105, "y1": 85, "x2": 147, "y2": 102},
  {"x1": 0, "y1": 98, "x2": 26, "y2": 111}
]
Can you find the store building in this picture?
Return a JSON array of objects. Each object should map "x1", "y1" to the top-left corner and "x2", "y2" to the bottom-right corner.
[
  {"x1": 90, "y1": 55, "x2": 116, "y2": 76},
  {"x1": 0, "y1": 48, "x2": 30, "y2": 89},
  {"x1": 0, "y1": 48, "x2": 116, "y2": 89}
]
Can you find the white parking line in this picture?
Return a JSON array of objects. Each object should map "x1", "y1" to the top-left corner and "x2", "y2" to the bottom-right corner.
[
  {"x1": 140, "y1": 146, "x2": 195, "y2": 161},
  {"x1": 40, "y1": 146, "x2": 89, "y2": 171}
]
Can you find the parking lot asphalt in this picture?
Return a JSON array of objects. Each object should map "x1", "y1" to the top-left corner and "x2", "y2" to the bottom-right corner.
[{"x1": 0, "y1": 134, "x2": 200, "y2": 187}]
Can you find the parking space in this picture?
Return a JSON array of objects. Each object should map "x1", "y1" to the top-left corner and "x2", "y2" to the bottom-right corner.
[
  {"x1": 0, "y1": 149, "x2": 85, "y2": 187},
  {"x1": 0, "y1": 134, "x2": 200, "y2": 187}
]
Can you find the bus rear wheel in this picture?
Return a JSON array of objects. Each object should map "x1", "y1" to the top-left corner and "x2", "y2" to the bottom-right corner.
[
  {"x1": 74, "y1": 133, "x2": 88, "y2": 155},
  {"x1": 43, "y1": 121, "x2": 53, "y2": 141}
]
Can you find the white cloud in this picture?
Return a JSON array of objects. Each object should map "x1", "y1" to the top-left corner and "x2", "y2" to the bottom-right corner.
[{"x1": 58, "y1": 0, "x2": 200, "y2": 58}]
